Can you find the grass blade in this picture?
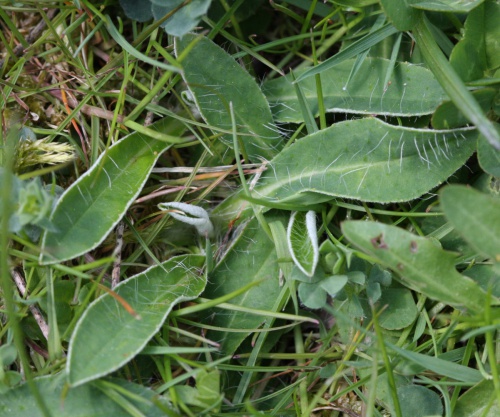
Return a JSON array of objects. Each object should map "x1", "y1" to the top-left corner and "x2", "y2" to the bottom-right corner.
[
  {"x1": 294, "y1": 24, "x2": 399, "y2": 83},
  {"x1": 413, "y1": 14, "x2": 500, "y2": 150}
]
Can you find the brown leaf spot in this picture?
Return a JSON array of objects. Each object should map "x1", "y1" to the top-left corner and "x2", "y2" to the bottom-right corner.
[
  {"x1": 371, "y1": 234, "x2": 388, "y2": 249},
  {"x1": 410, "y1": 241, "x2": 418, "y2": 254}
]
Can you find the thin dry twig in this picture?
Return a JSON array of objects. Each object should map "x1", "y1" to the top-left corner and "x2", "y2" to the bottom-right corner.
[
  {"x1": 111, "y1": 222, "x2": 125, "y2": 288},
  {"x1": 11, "y1": 269, "x2": 49, "y2": 341}
]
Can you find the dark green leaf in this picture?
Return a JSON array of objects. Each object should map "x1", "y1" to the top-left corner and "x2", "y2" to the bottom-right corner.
[
  {"x1": 379, "y1": 0, "x2": 422, "y2": 31},
  {"x1": 152, "y1": 0, "x2": 212, "y2": 37},
  {"x1": 205, "y1": 216, "x2": 282, "y2": 355},
  {"x1": 298, "y1": 282, "x2": 327, "y2": 309},
  {"x1": 478, "y1": 126, "x2": 500, "y2": 177},
  {"x1": 377, "y1": 288, "x2": 418, "y2": 330},
  {"x1": 432, "y1": 88, "x2": 496, "y2": 129},
  {"x1": 454, "y1": 379, "x2": 500, "y2": 417},
  {"x1": 397, "y1": 385, "x2": 443, "y2": 417},
  {"x1": 440, "y1": 185, "x2": 500, "y2": 261}
]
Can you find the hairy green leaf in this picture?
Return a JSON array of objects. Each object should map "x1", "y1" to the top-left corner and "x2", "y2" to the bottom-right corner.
[
  {"x1": 68, "y1": 255, "x2": 206, "y2": 386},
  {"x1": 253, "y1": 118, "x2": 477, "y2": 204},
  {"x1": 341, "y1": 221, "x2": 489, "y2": 313},
  {"x1": 40, "y1": 118, "x2": 183, "y2": 264},
  {"x1": 265, "y1": 58, "x2": 447, "y2": 120},
  {"x1": 175, "y1": 34, "x2": 281, "y2": 162}
]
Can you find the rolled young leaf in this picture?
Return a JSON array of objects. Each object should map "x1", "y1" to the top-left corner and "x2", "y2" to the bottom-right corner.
[
  {"x1": 287, "y1": 211, "x2": 319, "y2": 277},
  {"x1": 159, "y1": 201, "x2": 214, "y2": 238}
]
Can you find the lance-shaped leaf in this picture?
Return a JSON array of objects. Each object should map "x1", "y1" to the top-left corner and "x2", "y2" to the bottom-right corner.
[
  {"x1": 287, "y1": 211, "x2": 319, "y2": 277},
  {"x1": 68, "y1": 255, "x2": 206, "y2": 387},
  {"x1": 159, "y1": 201, "x2": 214, "y2": 237},
  {"x1": 40, "y1": 118, "x2": 183, "y2": 264},
  {"x1": 0, "y1": 375, "x2": 170, "y2": 417},
  {"x1": 341, "y1": 221, "x2": 490, "y2": 314},
  {"x1": 264, "y1": 58, "x2": 447, "y2": 122},
  {"x1": 440, "y1": 185, "x2": 500, "y2": 261},
  {"x1": 252, "y1": 117, "x2": 477, "y2": 205},
  {"x1": 175, "y1": 34, "x2": 281, "y2": 162}
]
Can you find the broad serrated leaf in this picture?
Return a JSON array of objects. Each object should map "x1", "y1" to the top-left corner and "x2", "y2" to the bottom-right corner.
[
  {"x1": 265, "y1": 58, "x2": 447, "y2": 121},
  {"x1": 287, "y1": 211, "x2": 318, "y2": 277},
  {"x1": 205, "y1": 216, "x2": 282, "y2": 356},
  {"x1": 440, "y1": 185, "x2": 500, "y2": 261},
  {"x1": 40, "y1": 118, "x2": 181, "y2": 264},
  {"x1": 68, "y1": 255, "x2": 206, "y2": 386},
  {"x1": 175, "y1": 34, "x2": 280, "y2": 162},
  {"x1": 0, "y1": 375, "x2": 170, "y2": 417},
  {"x1": 253, "y1": 118, "x2": 477, "y2": 204},
  {"x1": 341, "y1": 221, "x2": 489, "y2": 313}
]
